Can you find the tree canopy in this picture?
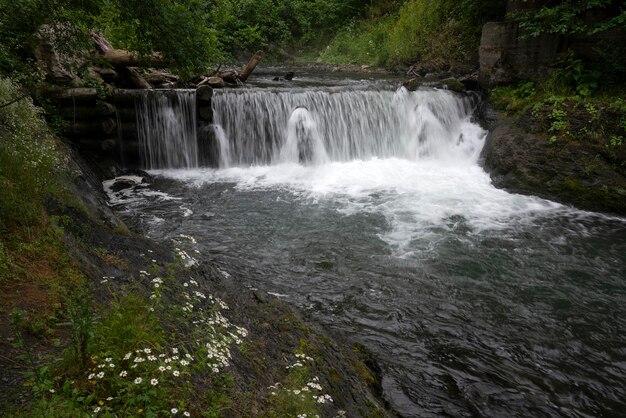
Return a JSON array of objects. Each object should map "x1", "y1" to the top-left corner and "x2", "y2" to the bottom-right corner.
[{"x1": 511, "y1": 0, "x2": 626, "y2": 37}]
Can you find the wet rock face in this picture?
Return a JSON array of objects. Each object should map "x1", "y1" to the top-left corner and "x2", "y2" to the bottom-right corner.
[
  {"x1": 481, "y1": 114, "x2": 626, "y2": 215},
  {"x1": 479, "y1": 22, "x2": 561, "y2": 87},
  {"x1": 33, "y1": 24, "x2": 85, "y2": 85}
]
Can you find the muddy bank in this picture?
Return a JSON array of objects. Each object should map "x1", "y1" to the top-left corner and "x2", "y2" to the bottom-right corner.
[{"x1": 480, "y1": 109, "x2": 626, "y2": 216}]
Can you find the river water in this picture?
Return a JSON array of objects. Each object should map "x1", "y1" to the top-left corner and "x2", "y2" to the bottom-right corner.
[{"x1": 109, "y1": 72, "x2": 626, "y2": 417}]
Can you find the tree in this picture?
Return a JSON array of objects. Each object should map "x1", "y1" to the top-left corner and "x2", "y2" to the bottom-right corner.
[
  {"x1": 0, "y1": 0, "x2": 220, "y2": 79},
  {"x1": 510, "y1": 0, "x2": 626, "y2": 37}
]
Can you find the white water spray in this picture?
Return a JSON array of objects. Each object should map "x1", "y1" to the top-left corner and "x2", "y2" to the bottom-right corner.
[
  {"x1": 135, "y1": 90, "x2": 198, "y2": 169},
  {"x1": 212, "y1": 87, "x2": 484, "y2": 166}
]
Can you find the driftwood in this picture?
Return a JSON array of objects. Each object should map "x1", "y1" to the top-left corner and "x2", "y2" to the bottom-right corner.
[
  {"x1": 94, "y1": 49, "x2": 164, "y2": 68},
  {"x1": 42, "y1": 87, "x2": 99, "y2": 103},
  {"x1": 144, "y1": 71, "x2": 179, "y2": 87},
  {"x1": 196, "y1": 51, "x2": 263, "y2": 88},
  {"x1": 56, "y1": 102, "x2": 116, "y2": 119},
  {"x1": 90, "y1": 31, "x2": 113, "y2": 54},
  {"x1": 117, "y1": 67, "x2": 152, "y2": 89},
  {"x1": 65, "y1": 118, "x2": 117, "y2": 137},
  {"x1": 239, "y1": 51, "x2": 263, "y2": 82}
]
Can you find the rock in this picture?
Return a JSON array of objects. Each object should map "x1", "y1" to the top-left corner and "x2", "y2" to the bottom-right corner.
[
  {"x1": 284, "y1": 71, "x2": 295, "y2": 81},
  {"x1": 89, "y1": 31, "x2": 113, "y2": 54},
  {"x1": 109, "y1": 178, "x2": 141, "y2": 192},
  {"x1": 93, "y1": 67, "x2": 120, "y2": 84},
  {"x1": 144, "y1": 71, "x2": 180, "y2": 87},
  {"x1": 207, "y1": 77, "x2": 225, "y2": 88},
  {"x1": 479, "y1": 21, "x2": 561, "y2": 87},
  {"x1": 33, "y1": 24, "x2": 84, "y2": 85},
  {"x1": 458, "y1": 74, "x2": 481, "y2": 91},
  {"x1": 440, "y1": 78, "x2": 465, "y2": 92},
  {"x1": 481, "y1": 113, "x2": 626, "y2": 215},
  {"x1": 402, "y1": 77, "x2": 423, "y2": 91},
  {"x1": 273, "y1": 76, "x2": 281, "y2": 81},
  {"x1": 198, "y1": 107, "x2": 213, "y2": 122},
  {"x1": 197, "y1": 85, "x2": 213, "y2": 102}
]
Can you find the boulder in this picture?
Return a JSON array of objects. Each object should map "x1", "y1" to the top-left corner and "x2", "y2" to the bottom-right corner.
[
  {"x1": 402, "y1": 77, "x2": 423, "y2": 91},
  {"x1": 440, "y1": 78, "x2": 465, "y2": 92},
  {"x1": 144, "y1": 71, "x2": 180, "y2": 87},
  {"x1": 207, "y1": 77, "x2": 225, "y2": 88},
  {"x1": 33, "y1": 24, "x2": 84, "y2": 85},
  {"x1": 482, "y1": 114, "x2": 626, "y2": 215}
]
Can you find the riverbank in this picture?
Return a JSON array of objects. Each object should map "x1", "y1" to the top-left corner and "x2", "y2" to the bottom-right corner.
[
  {"x1": 0, "y1": 83, "x2": 391, "y2": 416},
  {"x1": 480, "y1": 93, "x2": 626, "y2": 216}
]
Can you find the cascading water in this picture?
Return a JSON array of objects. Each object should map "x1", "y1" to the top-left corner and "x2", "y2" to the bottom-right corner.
[
  {"x1": 212, "y1": 87, "x2": 484, "y2": 166},
  {"x1": 109, "y1": 78, "x2": 626, "y2": 417},
  {"x1": 135, "y1": 89, "x2": 198, "y2": 169}
]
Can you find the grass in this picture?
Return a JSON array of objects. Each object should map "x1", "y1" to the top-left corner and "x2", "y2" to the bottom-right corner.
[{"x1": 319, "y1": 0, "x2": 478, "y2": 70}]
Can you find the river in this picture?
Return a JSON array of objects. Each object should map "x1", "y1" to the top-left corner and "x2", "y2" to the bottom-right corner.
[{"x1": 107, "y1": 70, "x2": 626, "y2": 417}]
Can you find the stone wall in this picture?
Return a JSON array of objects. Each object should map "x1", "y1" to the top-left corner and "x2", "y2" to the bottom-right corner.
[
  {"x1": 479, "y1": 22, "x2": 563, "y2": 86},
  {"x1": 479, "y1": 0, "x2": 624, "y2": 87},
  {"x1": 41, "y1": 87, "x2": 214, "y2": 168}
]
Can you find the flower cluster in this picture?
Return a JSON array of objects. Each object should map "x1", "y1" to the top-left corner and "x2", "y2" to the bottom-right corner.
[
  {"x1": 179, "y1": 280, "x2": 248, "y2": 375},
  {"x1": 82, "y1": 271, "x2": 249, "y2": 416}
]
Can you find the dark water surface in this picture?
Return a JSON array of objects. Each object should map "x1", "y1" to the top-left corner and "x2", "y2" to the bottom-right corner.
[
  {"x1": 109, "y1": 73, "x2": 626, "y2": 416},
  {"x1": 107, "y1": 173, "x2": 626, "y2": 417}
]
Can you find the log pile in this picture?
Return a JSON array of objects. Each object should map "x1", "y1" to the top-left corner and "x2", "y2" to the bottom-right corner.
[
  {"x1": 195, "y1": 51, "x2": 263, "y2": 88},
  {"x1": 35, "y1": 32, "x2": 262, "y2": 166}
]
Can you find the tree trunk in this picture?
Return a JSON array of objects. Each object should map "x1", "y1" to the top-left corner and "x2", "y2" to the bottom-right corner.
[
  {"x1": 117, "y1": 67, "x2": 152, "y2": 89},
  {"x1": 95, "y1": 49, "x2": 164, "y2": 67},
  {"x1": 56, "y1": 102, "x2": 116, "y2": 119},
  {"x1": 239, "y1": 51, "x2": 263, "y2": 82},
  {"x1": 41, "y1": 87, "x2": 99, "y2": 103}
]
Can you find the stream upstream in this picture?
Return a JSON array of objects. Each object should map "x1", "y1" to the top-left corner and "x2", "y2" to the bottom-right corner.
[{"x1": 107, "y1": 70, "x2": 626, "y2": 417}]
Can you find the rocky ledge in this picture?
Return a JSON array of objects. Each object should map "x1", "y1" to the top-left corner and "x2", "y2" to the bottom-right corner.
[{"x1": 481, "y1": 112, "x2": 626, "y2": 216}]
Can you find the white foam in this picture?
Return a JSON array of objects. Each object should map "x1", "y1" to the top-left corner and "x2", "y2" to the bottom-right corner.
[{"x1": 151, "y1": 156, "x2": 577, "y2": 256}]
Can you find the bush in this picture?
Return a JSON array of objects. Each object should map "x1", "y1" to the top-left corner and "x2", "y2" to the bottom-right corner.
[
  {"x1": 0, "y1": 78, "x2": 60, "y2": 233},
  {"x1": 320, "y1": 0, "x2": 505, "y2": 68}
]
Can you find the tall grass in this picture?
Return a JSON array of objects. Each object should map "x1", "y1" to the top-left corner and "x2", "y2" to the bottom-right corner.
[{"x1": 320, "y1": 0, "x2": 481, "y2": 69}]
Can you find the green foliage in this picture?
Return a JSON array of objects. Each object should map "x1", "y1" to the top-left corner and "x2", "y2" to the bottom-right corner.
[
  {"x1": 548, "y1": 51, "x2": 600, "y2": 97},
  {"x1": 511, "y1": 0, "x2": 625, "y2": 37},
  {"x1": 548, "y1": 107, "x2": 570, "y2": 143},
  {"x1": 0, "y1": 78, "x2": 60, "y2": 233},
  {"x1": 96, "y1": 0, "x2": 220, "y2": 75},
  {"x1": 320, "y1": 0, "x2": 506, "y2": 68},
  {"x1": 266, "y1": 351, "x2": 330, "y2": 417}
]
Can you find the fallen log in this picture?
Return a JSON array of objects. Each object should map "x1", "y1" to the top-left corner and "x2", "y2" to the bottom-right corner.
[
  {"x1": 64, "y1": 118, "x2": 117, "y2": 137},
  {"x1": 196, "y1": 85, "x2": 213, "y2": 102},
  {"x1": 56, "y1": 102, "x2": 116, "y2": 120},
  {"x1": 41, "y1": 87, "x2": 99, "y2": 103},
  {"x1": 94, "y1": 49, "x2": 164, "y2": 68},
  {"x1": 239, "y1": 51, "x2": 263, "y2": 82},
  {"x1": 117, "y1": 67, "x2": 152, "y2": 89}
]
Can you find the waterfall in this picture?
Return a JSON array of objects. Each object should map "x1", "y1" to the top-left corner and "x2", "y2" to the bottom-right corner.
[
  {"x1": 135, "y1": 90, "x2": 198, "y2": 169},
  {"x1": 212, "y1": 87, "x2": 484, "y2": 167}
]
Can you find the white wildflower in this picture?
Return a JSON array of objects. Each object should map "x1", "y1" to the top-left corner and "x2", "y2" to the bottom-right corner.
[
  {"x1": 171, "y1": 408, "x2": 178, "y2": 414},
  {"x1": 134, "y1": 377, "x2": 142, "y2": 384},
  {"x1": 119, "y1": 370, "x2": 128, "y2": 377},
  {"x1": 151, "y1": 378, "x2": 159, "y2": 386},
  {"x1": 96, "y1": 372, "x2": 105, "y2": 379}
]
